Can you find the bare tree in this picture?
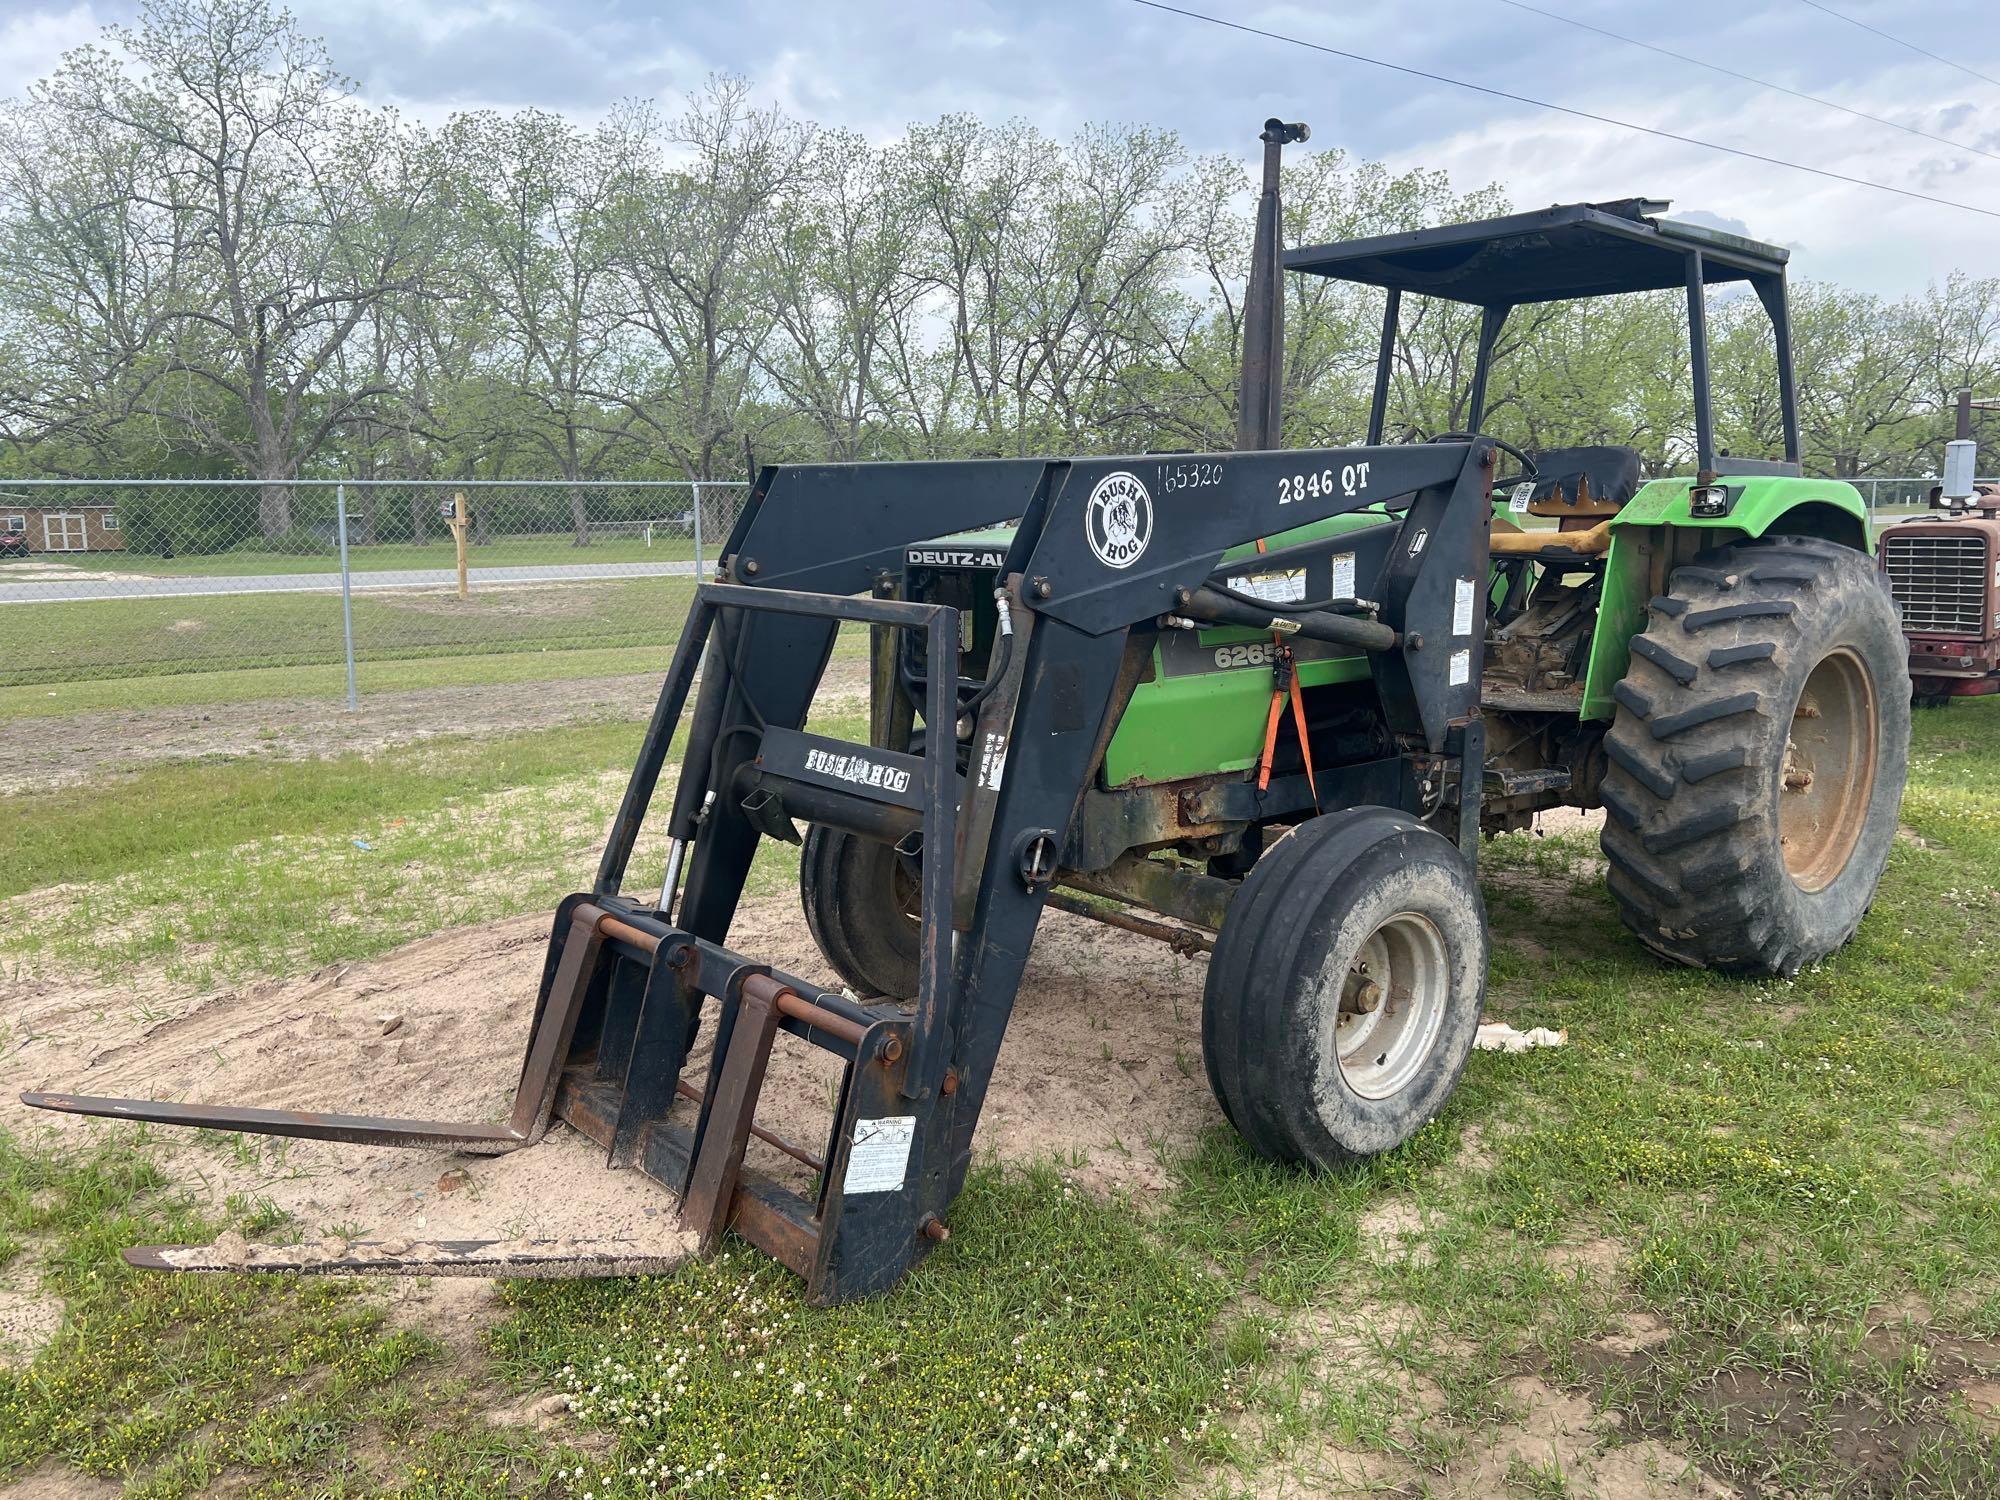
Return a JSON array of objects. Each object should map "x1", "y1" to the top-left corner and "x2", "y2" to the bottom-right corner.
[
  {"x1": 453, "y1": 108, "x2": 641, "y2": 542},
  {"x1": 4, "y1": 0, "x2": 449, "y2": 535},
  {"x1": 759, "y1": 129, "x2": 926, "y2": 461},
  {"x1": 612, "y1": 80, "x2": 811, "y2": 480}
]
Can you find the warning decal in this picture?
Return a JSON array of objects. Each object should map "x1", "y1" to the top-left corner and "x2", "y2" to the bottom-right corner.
[{"x1": 844, "y1": 1115, "x2": 916, "y2": 1194}]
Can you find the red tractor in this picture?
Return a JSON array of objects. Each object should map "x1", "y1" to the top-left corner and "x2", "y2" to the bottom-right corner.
[{"x1": 1881, "y1": 389, "x2": 2000, "y2": 708}]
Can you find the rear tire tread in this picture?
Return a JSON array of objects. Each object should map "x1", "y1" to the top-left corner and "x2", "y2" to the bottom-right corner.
[{"x1": 1599, "y1": 535, "x2": 1910, "y2": 976}]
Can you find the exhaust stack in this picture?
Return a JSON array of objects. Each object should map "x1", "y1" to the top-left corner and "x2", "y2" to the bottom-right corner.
[{"x1": 1236, "y1": 118, "x2": 1309, "y2": 452}]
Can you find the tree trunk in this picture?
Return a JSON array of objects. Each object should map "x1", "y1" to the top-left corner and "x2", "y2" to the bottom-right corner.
[
  {"x1": 352, "y1": 468, "x2": 380, "y2": 546},
  {"x1": 569, "y1": 481, "x2": 591, "y2": 546},
  {"x1": 258, "y1": 480, "x2": 293, "y2": 539}
]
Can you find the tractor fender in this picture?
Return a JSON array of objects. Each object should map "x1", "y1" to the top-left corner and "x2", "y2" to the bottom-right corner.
[{"x1": 1579, "y1": 475, "x2": 1871, "y2": 719}]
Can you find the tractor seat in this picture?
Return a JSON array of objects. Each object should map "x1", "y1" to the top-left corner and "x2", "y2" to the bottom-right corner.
[{"x1": 1519, "y1": 445, "x2": 1642, "y2": 520}]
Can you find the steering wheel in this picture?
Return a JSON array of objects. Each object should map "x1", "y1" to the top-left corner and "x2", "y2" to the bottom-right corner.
[{"x1": 1428, "y1": 431, "x2": 1538, "y2": 485}]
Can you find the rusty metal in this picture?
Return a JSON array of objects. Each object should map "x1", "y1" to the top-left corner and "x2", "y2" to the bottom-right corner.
[
  {"x1": 121, "y1": 1238, "x2": 695, "y2": 1279},
  {"x1": 597, "y1": 913, "x2": 871, "y2": 1049},
  {"x1": 680, "y1": 978, "x2": 784, "y2": 1253},
  {"x1": 22, "y1": 902, "x2": 611, "y2": 1155},
  {"x1": 17, "y1": 1093, "x2": 528, "y2": 1153},
  {"x1": 505, "y1": 907, "x2": 606, "y2": 1142},
  {"x1": 919, "y1": 1216, "x2": 950, "y2": 1243},
  {"x1": 776, "y1": 990, "x2": 869, "y2": 1049},
  {"x1": 672, "y1": 1078, "x2": 823, "y2": 1173},
  {"x1": 1044, "y1": 891, "x2": 1215, "y2": 956},
  {"x1": 1057, "y1": 852, "x2": 1237, "y2": 933}
]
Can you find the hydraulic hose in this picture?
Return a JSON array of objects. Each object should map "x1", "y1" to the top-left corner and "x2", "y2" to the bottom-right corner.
[{"x1": 1179, "y1": 586, "x2": 1399, "y2": 653}]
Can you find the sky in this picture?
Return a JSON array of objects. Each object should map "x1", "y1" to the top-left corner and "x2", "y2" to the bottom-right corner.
[{"x1": 0, "y1": 0, "x2": 1995, "y2": 297}]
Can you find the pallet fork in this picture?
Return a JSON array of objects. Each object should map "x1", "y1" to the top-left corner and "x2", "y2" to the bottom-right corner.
[{"x1": 25, "y1": 441, "x2": 1496, "y2": 1303}]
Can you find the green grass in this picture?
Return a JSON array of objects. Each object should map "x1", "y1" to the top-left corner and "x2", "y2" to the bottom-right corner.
[
  {"x1": 3, "y1": 700, "x2": 1998, "y2": 1494},
  {"x1": 493, "y1": 1165, "x2": 1236, "y2": 1498},
  {"x1": 0, "y1": 719, "x2": 652, "y2": 904},
  {"x1": 1155, "y1": 700, "x2": 2000, "y2": 1494},
  {"x1": 0, "y1": 707, "x2": 864, "y2": 986},
  {"x1": 2, "y1": 576, "x2": 699, "y2": 688},
  {"x1": 19, "y1": 533, "x2": 699, "y2": 577},
  {"x1": 0, "y1": 1134, "x2": 1240, "y2": 1499},
  {"x1": 0, "y1": 1132, "x2": 576, "y2": 1496},
  {"x1": 0, "y1": 720, "x2": 651, "y2": 986},
  {"x1": 0, "y1": 643, "x2": 675, "y2": 720}
]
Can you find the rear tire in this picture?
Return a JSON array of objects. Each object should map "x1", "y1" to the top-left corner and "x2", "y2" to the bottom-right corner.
[
  {"x1": 1599, "y1": 535, "x2": 1910, "y2": 976},
  {"x1": 1203, "y1": 809, "x2": 1487, "y2": 1167},
  {"x1": 799, "y1": 824, "x2": 920, "y2": 1000}
]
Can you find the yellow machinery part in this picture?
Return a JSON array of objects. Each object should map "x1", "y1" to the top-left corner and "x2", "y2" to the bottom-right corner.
[{"x1": 1488, "y1": 518, "x2": 1614, "y2": 557}]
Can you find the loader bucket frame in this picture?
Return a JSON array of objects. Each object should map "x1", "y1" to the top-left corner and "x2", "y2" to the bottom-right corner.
[{"x1": 28, "y1": 440, "x2": 1498, "y2": 1303}]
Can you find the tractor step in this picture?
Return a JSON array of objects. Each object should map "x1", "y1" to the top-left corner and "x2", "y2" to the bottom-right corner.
[
  {"x1": 1482, "y1": 765, "x2": 1573, "y2": 797},
  {"x1": 124, "y1": 1235, "x2": 697, "y2": 1279},
  {"x1": 1480, "y1": 681, "x2": 1585, "y2": 714}
]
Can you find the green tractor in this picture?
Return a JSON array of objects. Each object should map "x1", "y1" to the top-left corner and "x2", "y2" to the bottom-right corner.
[
  {"x1": 28, "y1": 126, "x2": 1910, "y2": 1303},
  {"x1": 802, "y1": 128, "x2": 1910, "y2": 1167}
]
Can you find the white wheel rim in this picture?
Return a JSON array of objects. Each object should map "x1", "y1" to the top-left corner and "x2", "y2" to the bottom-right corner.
[{"x1": 1334, "y1": 911, "x2": 1450, "y2": 1100}]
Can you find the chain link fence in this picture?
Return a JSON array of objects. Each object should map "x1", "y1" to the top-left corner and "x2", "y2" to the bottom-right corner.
[
  {"x1": 0, "y1": 479, "x2": 748, "y2": 697},
  {"x1": 3, "y1": 471, "x2": 1989, "y2": 702}
]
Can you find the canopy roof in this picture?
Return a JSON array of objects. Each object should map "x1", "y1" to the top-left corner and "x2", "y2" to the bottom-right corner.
[{"x1": 1283, "y1": 199, "x2": 1789, "y2": 306}]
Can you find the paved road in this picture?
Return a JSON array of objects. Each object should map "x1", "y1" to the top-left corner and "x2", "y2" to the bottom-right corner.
[{"x1": 0, "y1": 559, "x2": 700, "y2": 605}]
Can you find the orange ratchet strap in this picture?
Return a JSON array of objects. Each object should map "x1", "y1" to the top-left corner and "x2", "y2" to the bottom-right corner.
[{"x1": 1250, "y1": 539, "x2": 1320, "y2": 809}]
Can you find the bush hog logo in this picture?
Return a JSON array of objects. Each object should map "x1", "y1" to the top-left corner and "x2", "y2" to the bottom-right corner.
[
  {"x1": 804, "y1": 747, "x2": 911, "y2": 794},
  {"x1": 1086, "y1": 471, "x2": 1152, "y2": 569}
]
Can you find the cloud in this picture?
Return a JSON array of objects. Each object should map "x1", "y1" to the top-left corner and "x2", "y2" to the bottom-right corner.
[
  {"x1": 0, "y1": 3, "x2": 111, "y2": 100},
  {"x1": 0, "y1": 0, "x2": 1992, "y2": 295},
  {"x1": 1384, "y1": 48, "x2": 2000, "y2": 295}
]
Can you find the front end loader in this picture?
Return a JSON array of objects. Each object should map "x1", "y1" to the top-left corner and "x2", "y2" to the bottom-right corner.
[
  {"x1": 25, "y1": 121, "x2": 1911, "y2": 1303},
  {"x1": 30, "y1": 432, "x2": 1503, "y2": 1302}
]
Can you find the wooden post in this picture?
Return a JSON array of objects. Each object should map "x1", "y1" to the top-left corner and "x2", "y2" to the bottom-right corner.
[{"x1": 451, "y1": 491, "x2": 469, "y2": 600}]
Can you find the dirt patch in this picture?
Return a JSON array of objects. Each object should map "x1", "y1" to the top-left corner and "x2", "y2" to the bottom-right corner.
[
  {"x1": 1247, "y1": 1306, "x2": 1721, "y2": 1498},
  {"x1": 0, "y1": 1285, "x2": 63, "y2": 1366},
  {"x1": 0, "y1": 889, "x2": 1216, "y2": 1258},
  {"x1": 0, "y1": 659, "x2": 870, "y2": 793},
  {"x1": 1431, "y1": 1374, "x2": 1733, "y2": 1497},
  {"x1": 381, "y1": 1279, "x2": 506, "y2": 1364},
  {"x1": 1597, "y1": 1310, "x2": 1672, "y2": 1358},
  {"x1": 1454, "y1": 1123, "x2": 1497, "y2": 1176},
  {"x1": 1358, "y1": 1198, "x2": 1430, "y2": 1266},
  {"x1": 1582, "y1": 1328, "x2": 2000, "y2": 1496},
  {"x1": 1964, "y1": 1380, "x2": 2000, "y2": 1428},
  {"x1": 1548, "y1": 1237, "x2": 1628, "y2": 1280},
  {"x1": 0, "y1": 1462, "x2": 123, "y2": 1498}
]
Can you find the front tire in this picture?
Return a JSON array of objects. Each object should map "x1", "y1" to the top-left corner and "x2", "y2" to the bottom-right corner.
[
  {"x1": 1599, "y1": 535, "x2": 1910, "y2": 976},
  {"x1": 1203, "y1": 809, "x2": 1487, "y2": 1167},
  {"x1": 799, "y1": 824, "x2": 920, "y2": 1000}
]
